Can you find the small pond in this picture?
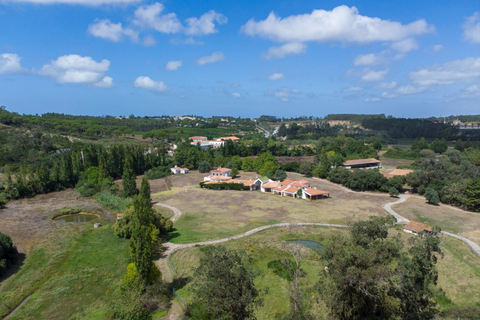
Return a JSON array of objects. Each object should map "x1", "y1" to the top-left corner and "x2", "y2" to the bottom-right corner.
[
  {"x1": 287, "y1": 240, "x2": 324, "y2": 253},
  {"x1": 54, "y1": 213, "x2": 98, "y2": 223}
]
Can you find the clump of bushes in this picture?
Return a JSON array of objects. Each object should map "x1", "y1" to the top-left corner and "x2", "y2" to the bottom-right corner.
[
  {"x1": 75, "y1": 166, "x2": 117, "y2": 197},
  {"x1": 0, "y1": 231, "x2": 18, "y2": 275},
  {"x1": 96, "y1": 192, "x2": 132, "y2": 213},
  {"x1": 199, "y1": 181, "x2": 250, "y2": 191},
  {"x1": 144, "y1": 166, "x2": 171, "y2": 180}
]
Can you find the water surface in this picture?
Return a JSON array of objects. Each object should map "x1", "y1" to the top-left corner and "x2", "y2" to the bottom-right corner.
[{"x1": 287, "y1": 240, "x2": 324, "y2": 253}]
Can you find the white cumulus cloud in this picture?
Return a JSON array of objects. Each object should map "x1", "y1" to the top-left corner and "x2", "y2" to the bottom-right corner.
[
  {"x1": 242, "y1": 5, "x2": 433, "y2": 44},
  {"x1": 134, "y1": 76, "x2": 169, "y2": 91},
  {"x1": 263, "y1": 42, "x2": 307, "y2": 59},
  {"x1": 409, "y1": 57, "x2": 480, "y2": 86},
  {"x1": 390, "y1": 38, "x2": 419, "y2": 52},
  {"x1": 88, "y1": 19, "x2": 138, "y2": 42},
  {"x1": 133, "y1": 3, "x2": 183, "y2": 33},
  {"x1": 353, "y1": 51, "x2": 389, "y2": 66},
  {"x1": 39, "y1": 54, "x2": 112, "y2": 87},
  {"x1": 364, "y1": 97, "x2": 381, "y2": 102},
  {"x1": 2, "y1": 0, "x2": 141, "y2": 5},
  {"x1": 269, "y1": 73, "x2": 285, "y2": 80},
  {"x1": 433, "y1": 44, "x2": 444, "y2": 52},
  {"x1": 463, "y1": 12, "x2": 480, "y2": 44},
  {"x1": 361, "y1": 69, "x2": 389, "y2": 82},
  {"x1": 382, "y1": 85, "x2": 428, "y2": 98},
  {"x1": 133, "y1": 3, "x2": 226, "y2": 36},
  {"x1": 165, "y1": 60, "x2": 182, "y2": 71},
  {"x1": 93, "y1": 76, "x2": 114, "y2": 88},
  {"x1": 0, "y1": 53, "x2": 27, "y2": 74},
  {"x1": 184, "y1": 10, "x2": 227, "y2": 36},
  {"x1": 195, "y1": 52, "x2": 226, "y2": 65},
  {"x1": 268, "y1": 87, "x2": 300, "y2": 102},
  {"x1": 231, "y1": 92, "x2": 242, "y2": 98}
]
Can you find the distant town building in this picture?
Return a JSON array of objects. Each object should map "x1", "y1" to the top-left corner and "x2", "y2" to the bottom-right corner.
[{"x1": 189, "y1": 136, "x2": 208, "y2": 142}]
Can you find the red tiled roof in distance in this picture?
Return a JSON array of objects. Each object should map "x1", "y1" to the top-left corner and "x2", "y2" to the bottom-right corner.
[
  {"x1": 284, "y1": 187, "x2": 300, "y2": 193},
  {"x1": 403, "y1": 221, "x2": 433, "y2": 233},
  {"x1": 262, "y1": 182, "x2": 280, "y2": 188},
  {"x1": 280, "y1": 179, "x2": 295, "y2": 185},
  {"x1": 290, "y1": 182, "x2": 308, "y2": 188},
  {"x1": 304, "y1": 188, "x2": 329, "y2": 196},
  {"x1": 343, "y1": 158, "x2": 381, "y2": 166},
  {"x1": 211, "y1": 168, "x2": 232, "y2": 173}
]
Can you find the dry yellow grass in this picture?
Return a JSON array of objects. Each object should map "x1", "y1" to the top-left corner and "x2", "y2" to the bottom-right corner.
[{"x1": 394, "y1": 197, "x2": 480, "y2": 245}]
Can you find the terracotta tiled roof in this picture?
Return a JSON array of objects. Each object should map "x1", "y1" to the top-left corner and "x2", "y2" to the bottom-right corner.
[
  {"x1": 343, "y1": 158, "x2": 380, "y2": 166},
  {"x1": 210, "y1": 176, "x2": 232, "y2": 181},
  {"x1": 403, "y1": 221, "x2": 433, "y2": 233},
  {"x1": 296, "y1": 179, "x2": 310, "y2": 184},
  {"x1": 274, "y1": 186, "x2": 288, "y2": 192},
  {"x1": 283, "y1": 187, "x2": 300, "y2": 193},
  {"x1": 262, "y1": 181, "x2": 280, "y2": 188},
  {"x1": 211, "y1": 168, "x2": 232, "y2": 173},
  {"x1": 304, "y1": 188, "x2": 329, "y2": 196},
  {"x1": 280, "y1": 179, "x2": 295, "y2": 186},
  {"x1": 290, "y1": 182, "x2": 308, "y2": 188}
]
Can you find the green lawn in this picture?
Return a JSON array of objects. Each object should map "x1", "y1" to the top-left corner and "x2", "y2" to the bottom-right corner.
[{"x1": 0, "y1": 224, "x2": 130, "y2": 320}]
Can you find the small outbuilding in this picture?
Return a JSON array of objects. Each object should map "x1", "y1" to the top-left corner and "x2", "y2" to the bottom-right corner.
[
  {"x1": 403, "y1": 221, "x2": 433, "y2": 235},
  {"x1": 171, "y1": 165, "x2": 190, "y2": 174},
  {"x1": 341, "y1": 158, "x2": 381, "y2": 169}
]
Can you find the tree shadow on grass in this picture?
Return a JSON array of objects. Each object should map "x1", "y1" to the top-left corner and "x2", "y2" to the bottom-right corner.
[
  {"x1": 0, "y1": 253, "x2": 26, "y2": 284},
  {"x1": 164, "y1": 228, "x2": 181, "y2": 242}
]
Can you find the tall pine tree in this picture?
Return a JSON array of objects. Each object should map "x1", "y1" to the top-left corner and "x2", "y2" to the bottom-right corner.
[{"x1": 122, "y1": 156, "x2": 137, "y2": 197}]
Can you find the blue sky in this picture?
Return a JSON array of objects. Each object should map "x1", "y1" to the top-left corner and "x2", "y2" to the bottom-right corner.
[{"x1": 1, "y1": 0, "x2": 479, "y2": 118}]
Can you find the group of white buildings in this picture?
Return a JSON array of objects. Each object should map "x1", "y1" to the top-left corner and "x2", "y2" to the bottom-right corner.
[
  {"x1": 201, "y1": 167, "x2": 330, "y2": 201},
  {"x1": 189, "y1": 136, "x2": 241, "y2": 150}
]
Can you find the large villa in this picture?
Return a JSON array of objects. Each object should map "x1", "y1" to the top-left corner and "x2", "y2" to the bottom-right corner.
[{"x1": 201, "y1": 168, "x2": 330, "y2": 201}]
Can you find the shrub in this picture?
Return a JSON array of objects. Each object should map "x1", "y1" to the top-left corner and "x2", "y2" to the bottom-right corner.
[
  {"x1": 389, "y1": 187, "x2": 399, "y2": 197},
  {"x1": 425, "y1": 187, "x2": 440, "y2": 205},
  {"x1": 281, "y1": 161, "x2": 300, "y2": 173},
  {"x1": 0, "y1": 231, "x2": 17, "y2": 275},
  {"x1": 0, "y1": 192, "x2": 9, "y2": 208},
  {"x1": 273, "y1": 169, "x2": 287, "y2": 181},
  {"x1": 199, "y1": 182, "x2": 249, "y2": 191},
  {"x1": 96, "y1": 192, "x2": 133, "y2": 213},
  {"x1": 145, "y1": 166, "x2": 170, "y2": 180},
  {"x1": 198, "y1": 161, "x2": 211, "y2": 173}
]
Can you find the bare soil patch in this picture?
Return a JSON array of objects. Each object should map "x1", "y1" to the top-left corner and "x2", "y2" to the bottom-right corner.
[
  {"x1": 0, "y1": 190, "x2": 113, "y2": 253},
  {"x1": 379, "y1": 155, "x2": 414, "y2": 169}
]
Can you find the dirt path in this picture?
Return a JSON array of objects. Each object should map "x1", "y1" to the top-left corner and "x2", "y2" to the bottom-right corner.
[
  {"x1": 383, "y1": 195, "x2": 410, "y2": 224},
  {"x1": 155, "y1": 183, "x2": 480, "y2": 319},
  {"x1": 153, "y1": 202, "x2": 183, "y2": 222}
]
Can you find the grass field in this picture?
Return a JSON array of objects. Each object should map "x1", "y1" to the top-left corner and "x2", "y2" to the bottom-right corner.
[
  {"x1": 0, "y1": 224, "x2": 130, "y2": 319},
  {"x1": 170, "y1": 226, "x2": 480, "y2": 319},
  {"x1": 394, "y1": 197, "x2": 480, "y2": 245},
  {"x1": 152, "y1": 172, "x2": 390, "y2": 244}
]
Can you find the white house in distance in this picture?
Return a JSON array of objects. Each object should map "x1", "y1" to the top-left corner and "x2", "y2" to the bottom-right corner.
[
  {"x1": 204, "y1": 167, "x2": 232, "y2": 181},
  {"x1": 341, "y1": 158, "x2": 381, "y2": 170},
  {"x1": 189, "y1": 136, "x2": 208, "y2": 143},
  {"x1": 171, "y1": 165, "x2": 189, "y2": 174}
]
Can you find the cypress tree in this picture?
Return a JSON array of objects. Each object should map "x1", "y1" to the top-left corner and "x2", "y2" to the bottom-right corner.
[
  {"x1": 130, "y1": 177, "x2": 154, "y2": 284},
  {"x1": 122, "y1": 156, "x2": 137, "y2": 197}
]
